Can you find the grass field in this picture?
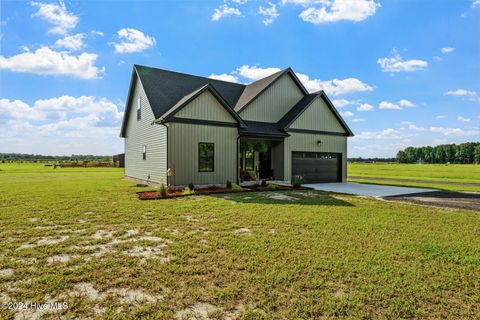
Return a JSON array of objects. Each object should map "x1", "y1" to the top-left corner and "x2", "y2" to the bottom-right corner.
[
  {"x1": 348, "y1": 163, "x2": 480, "y2": 192},
  {"x1": 1, "y1": 164, "x2": 479, "y2": 319}
]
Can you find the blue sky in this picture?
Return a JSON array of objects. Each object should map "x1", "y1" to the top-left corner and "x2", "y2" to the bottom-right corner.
[{"x1": 0, "y1": 0, "x2": 479, "y2": 157}]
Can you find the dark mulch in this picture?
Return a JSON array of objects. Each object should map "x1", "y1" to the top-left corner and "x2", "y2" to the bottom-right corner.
[
  {"x1": 137, "y1": 185, "x2": 312, "y2": 200},
  {"x1": 137, "y1": 187, "x2": 248, "y2": 200},
  {"x1": 384, "y1": 191, "x2": 480, "y2": 212}
]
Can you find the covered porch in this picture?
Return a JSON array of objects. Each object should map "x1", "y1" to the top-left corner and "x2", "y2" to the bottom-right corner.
[{"x1": 237, "y1": 121, "x2": 289, "y2": 183}]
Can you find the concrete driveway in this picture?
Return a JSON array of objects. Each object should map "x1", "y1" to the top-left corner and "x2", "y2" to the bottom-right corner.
[{"x1": 303, "y1": 182, "x2": 437, "y2": 197}]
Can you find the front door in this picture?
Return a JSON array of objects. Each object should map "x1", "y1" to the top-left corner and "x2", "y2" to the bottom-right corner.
[{"x1": 258, "y1": 147, "x2": 272, "y2": 179}]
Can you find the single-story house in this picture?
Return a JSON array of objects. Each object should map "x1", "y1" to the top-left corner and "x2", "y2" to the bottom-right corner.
[{"x1": 120, "y1": 65, "x2": 353, "y2": 186}]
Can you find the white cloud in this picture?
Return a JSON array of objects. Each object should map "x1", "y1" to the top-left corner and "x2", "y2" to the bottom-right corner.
[
  {"x1": 352, "y1": 118, "x2": 365, "y2": 122},
  {"x1": 332, "y1": 99, "x2": 356, "y2": 108},
  {"x1": 353, "y1": 128, "x2": 403, "y2": 140},
  {"x1": 472, "y1": 0, "x2": 480, "y2": 8},
  {"x1": 457, "y1": 116, "x2": 471, "y2": 122},
  {"x1": 208, "y1": 73, "x2": 240, "y2": 83},
  {"x1": 433, "y1": 56, "x2": 443, "y2": 62},
  {"x1": 295, "y1": 73, "x2": 373, "y2": 95},
  {"x1": 114, "y1": 28, "x2": 156, "y2": 53},
  {"x1": 436, "y1": 115, "x2": 446, "y2": 119},
  {"x1": 445, "y1": 89, "x2": 477, "y2": 97},
  {"x1": 33, "y1": 95, "x2": 123, "y2": 120},
  {"x1": 399, "y1": 99, "x2": 415, "y2": 107},
  {"x1": 379, "y1": 101, "x2": 401, "y2": 110},
  {"x1": 441, "y1": 47, "x2": 455, "y2": 54},
  {"x1": 430, "y1": 127, "x2": 479, "y2": 136},
  {"x1": 445, "y1": 89, "x2": 479, "y2": 102},
  {"x1": 340, "y1": 111, "x2": 354, "y2": 118},
  {"x1": 0, "y1": 46, "x2": 104, "y2": 79},
  {"x1": 236, "y1": 65, "x2": 281, "y2": 80},
  {"x1": 357, "y1": 103, "x2": 373, "y2": 111},
  {"x1": 258, "y1": 2, "x2": 280, "y2": 25},
  {"x1": 212, "y1": 5, "x2": 241, "y2": 21},
  {"x1": 91, "y1": 30, "x2": 104, "y2": 36},
  {"x1": 0, "y1": 99, "x2": 45, "y2": 120},
  {"x1": 0, "y1": 96, "x2": 123, "y2": 155},
  {"x1": 232, "y1": 0, "x2": 248, "y2": 4},
  {"x1": 299, "y1": 0, "x2": 380, "y2": 24},
  {"x1": 31, "y1": 1, "x2": 78, "y2": 35},
  {"x1": 408, "y1": 124, "x2": 426, "y2": 131},
  {"x1": 377, "y1": 52, "x2": 428, "y2": 72},
  {"x1": 54, "y1": 33, "x2": 85, "y2": 51}
]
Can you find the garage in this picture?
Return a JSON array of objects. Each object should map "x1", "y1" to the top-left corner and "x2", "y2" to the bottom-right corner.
[{"x1": 292, "y1": 152, "x2": 341, "y2": 183}]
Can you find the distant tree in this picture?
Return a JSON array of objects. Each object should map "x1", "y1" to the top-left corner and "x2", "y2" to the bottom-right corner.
[{"x1": 475, "y1": 145, "x2": 480, "y2": 164}]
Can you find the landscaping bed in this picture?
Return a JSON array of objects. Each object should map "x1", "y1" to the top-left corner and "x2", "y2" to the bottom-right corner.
[
  {"x1": 137, "y1": 184, "x2": 311, "y2": 200},
  {"x1": 137, "y1": 187, "x2": 248, "y2": 200}
]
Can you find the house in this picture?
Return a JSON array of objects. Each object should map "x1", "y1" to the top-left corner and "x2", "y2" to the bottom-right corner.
[{"x1": 120, "y1": 65, "x2": 354, "y2": 186}]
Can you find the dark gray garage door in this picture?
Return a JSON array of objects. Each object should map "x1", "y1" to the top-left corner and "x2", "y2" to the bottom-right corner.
[{"x1": 292, "y1": 152, "x2": 341, "y2": 183}]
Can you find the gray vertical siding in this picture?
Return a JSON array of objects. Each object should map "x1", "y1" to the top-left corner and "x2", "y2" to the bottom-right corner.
[
  {"x1": 271, "y1": 141, "x2": 284, "y2": 180},
  {"x1": 290, "y1": 97, "x2": 346, "y2": 133},
  {"x1": 168, "y1": 123, "x2": 237, "y2": 185},
  {"x1": 283, "y1": 133, "x2": 347, "y2": 182},
  {"x1": 175, "y1": 91, "x2": 237, "y2": 123},
  {"x1": 124, "y1": 77, "x2": 167, "y2": 184},
  {"x1": 239, "y1": 74, "x2": 304, "y2": 123}
]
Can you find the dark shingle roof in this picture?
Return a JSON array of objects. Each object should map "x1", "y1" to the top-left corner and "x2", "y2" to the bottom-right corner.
[
  {"x1": 135, "y1": 64, "x2": 245, "y2": 119},
  {"x1": 239, "y1": 121, "x2": 289, "y2": 137}
]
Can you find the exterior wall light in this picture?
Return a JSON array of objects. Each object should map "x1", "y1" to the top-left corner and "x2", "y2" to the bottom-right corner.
[{"x1": 317, "y1": 140, "x2": 322, "y2": 145}]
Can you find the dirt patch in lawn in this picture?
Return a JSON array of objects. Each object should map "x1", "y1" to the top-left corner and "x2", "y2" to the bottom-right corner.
[
  {"x1": 175, "y1": 302, "x2": 244, "y2": 320},
  {"x1": 263, "y1": 192, "x2": 299, "y2": 201},
  {"x1": 18, "y1": 235, "x2": 69, "y2": 249},
  {"x1": 0, "y1": 268, "x2": 14, "y2": 276},
  {"x1": 233, "y1": 228, "x2": 251, "y2": 235},
  {"x1": 384, "y1": 191, "x2": 480, "y2": 211}
]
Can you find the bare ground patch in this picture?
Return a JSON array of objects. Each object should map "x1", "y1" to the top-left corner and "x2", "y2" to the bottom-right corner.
[{"x1": 384, "y1": 191, "x2": 480, "y2": 211}]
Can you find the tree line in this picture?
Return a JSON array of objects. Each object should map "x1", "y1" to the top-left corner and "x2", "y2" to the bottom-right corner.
[
  {"x1": 0, "y1": 153, "x2": 112, "y2": 162},
  {"x1": 396, "y1": 142, "x2": 480, "y2": 164}
]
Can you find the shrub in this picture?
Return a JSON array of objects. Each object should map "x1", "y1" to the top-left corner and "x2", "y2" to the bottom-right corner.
[
  {"x1": 232, "y1": 184, "x2": 242, "y2": 191},
  {"x1": 291, "y1": 175, "x2": 304, "y2": 187},
  {"x1": 188, "y1": 183, "x2": 195, "y2": 191},
  {"x1": 266, "y1": 184, "x2": 278, "y2": 190},
  {"x1": 208, "y1": 185, "x2": 218, "y2": 191},
  {"x1": 159, "y1": 183, "x2": 167, "y2": 197},
  {"x1": 261, "y1": 179, "x2": 267, "y2": 187},
  {"x1": 226, "y1": 180, "x2": 232, "y2": 189},
  {"x1": 182, "y1": 186, "x2": 195, "y2": 195}
]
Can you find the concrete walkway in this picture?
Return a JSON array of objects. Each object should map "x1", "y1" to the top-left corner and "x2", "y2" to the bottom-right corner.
[{"x1": 303, "y1": 182, "x2": 437, "y2": 197}]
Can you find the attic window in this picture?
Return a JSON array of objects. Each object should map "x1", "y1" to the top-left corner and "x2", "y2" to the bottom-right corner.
[
  {"x1": 137, "y1": 96, "x2": 141, "y2": 121},
  {"x1": 143, "y1": 145, "x2": 146, "y2": 160}
]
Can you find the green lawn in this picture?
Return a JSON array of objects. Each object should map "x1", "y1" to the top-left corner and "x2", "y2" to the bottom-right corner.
[
  {"x1": 348, "y1": 163, "x2": 480, "y2": 192},
  {"x1": 1, "y1": 164, "x2": 479, "y2": 319}
]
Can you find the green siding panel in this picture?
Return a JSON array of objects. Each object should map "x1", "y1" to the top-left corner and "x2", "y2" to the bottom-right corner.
[
  {"x1": 283, "y1": 132, "x2": 347, "y2": 182},
  {"x1": 175, "y1": 91, "x2": 237, "y2": 123},
  {"x1": 168, "y1": 123, "x2": 237, "y2": 185},
  {"x1": 239, "y1": 74, "x2": 304, "y2": 123},
  {"x1": 290, "y1": 98, "x2": 346, "y2": 133},
  {"x1": 124, "y1": 78, "x2": 167, "y2": 184}
]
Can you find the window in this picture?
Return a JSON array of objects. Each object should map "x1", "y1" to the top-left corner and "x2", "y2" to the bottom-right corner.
[
  {"x1": 137, "y1": 96, "x2": 141, "y2": 121},
  {"x1": 143, "y1": 145, "x2": 146, "y2": 160},
  {"x1": 199, "y1": 143, "x2": 214, "y2": 172},
  {"x1": 245, "y1": 150, "x2": 254, "y2": 170}
]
